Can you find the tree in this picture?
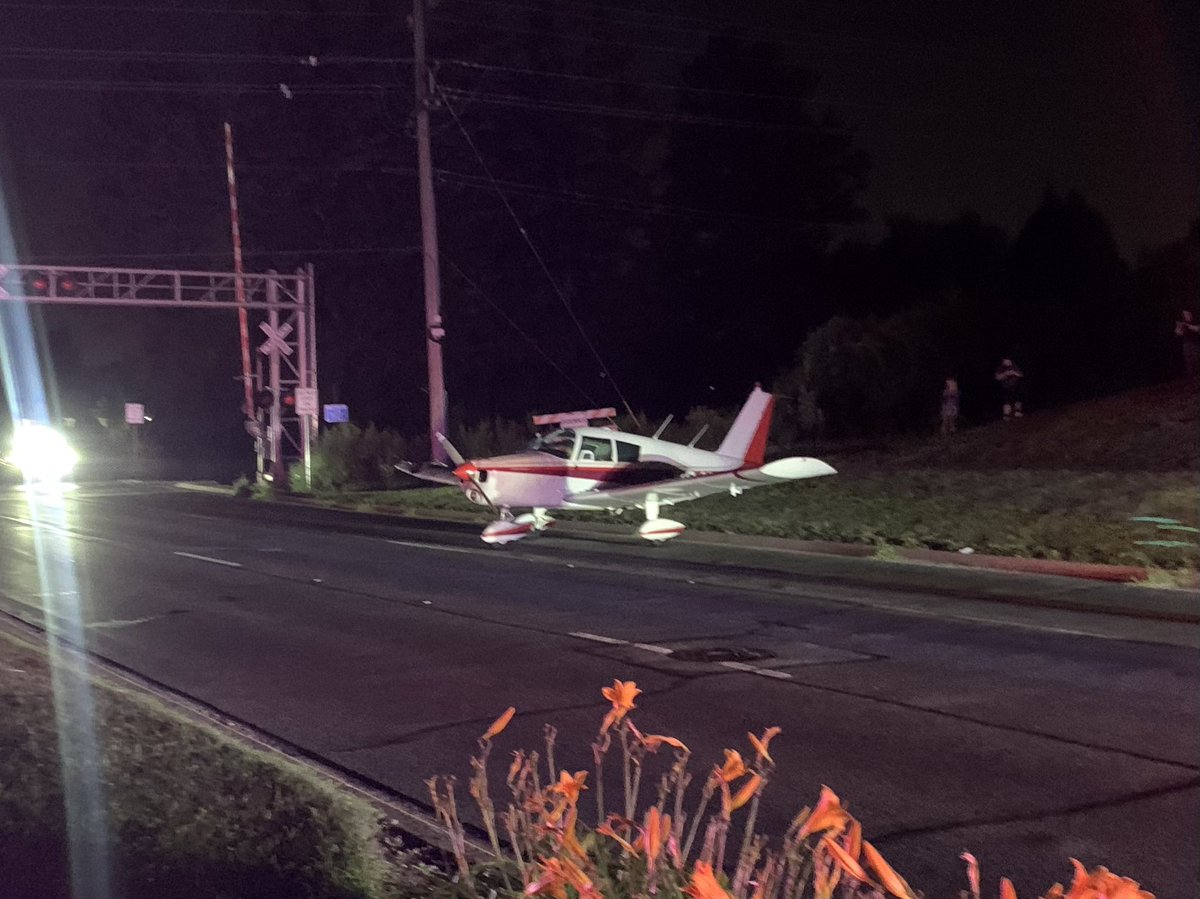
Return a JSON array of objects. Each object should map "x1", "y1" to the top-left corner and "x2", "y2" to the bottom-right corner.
[
  {"x1": 655, "y1": 33, "x2": 869, "y2": 407},
  {"x1": 1005, "y1": 188, "x2": 1139, "y2": 404}
]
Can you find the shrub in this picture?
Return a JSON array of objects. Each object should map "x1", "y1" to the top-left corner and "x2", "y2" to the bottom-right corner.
[{"x1": 306, "y1": 424, "x2": 414, "y2": 492}]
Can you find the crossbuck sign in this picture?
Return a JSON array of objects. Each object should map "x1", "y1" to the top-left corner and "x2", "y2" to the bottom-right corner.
[{"x1": 259, "y1": 321, "x2": 294, "y2": 356}]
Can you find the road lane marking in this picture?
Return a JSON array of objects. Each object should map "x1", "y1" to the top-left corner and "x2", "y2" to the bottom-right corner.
[
  {"x1": 754, "y1": 668, "x2": 793, "y2": 680},
  {"x1": 88, "y1": 616, "x2": 157, "y2": 630},
  {"x1": 719, "y1": 660, "x2": 757, "y2": 672},
  {"x1": 570, "y1": 632, "x2": 628, "y2": 645},
  {"x1": 173, "y1": 551, "x2": 242, "y2": 568},
  {"x1": 633, "y1": 642, "x2": 673, "y2": 655},
  {"x1": 387, "y1": 539, "x2": 483, "y2": 555}
]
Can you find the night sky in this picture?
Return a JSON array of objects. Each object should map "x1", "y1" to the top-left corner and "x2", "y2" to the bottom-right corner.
[{"x1": 0, "y1": 0, "x2": 1197, "y2": 454}]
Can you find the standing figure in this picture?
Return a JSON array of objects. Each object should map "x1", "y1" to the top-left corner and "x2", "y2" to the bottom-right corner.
[
  {"x1": 1175, "y1": 310, "x2": 1200, "y2": 378},
  {"x1": 940, "y1": 377, "x2": 960, "y2": 435},
  {"x1": 994, "y1": 358, "x2": 1024, "y2": 419}
]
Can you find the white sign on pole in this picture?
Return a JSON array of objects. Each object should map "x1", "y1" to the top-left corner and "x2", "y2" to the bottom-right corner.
[
  {"x1": 293, "y1": 387, "x2": 318, "y2": 417},
  {"x1": 258, "y1": 321, "x2": 293, "y2": 356},
  {"x1": 124, "y1": 403, "x2": 145, "y2": 425}
]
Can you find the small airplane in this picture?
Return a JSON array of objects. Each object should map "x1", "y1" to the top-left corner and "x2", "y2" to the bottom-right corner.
[{"x1": 406, "y1": 385, "x2": 836, "y2": 545}]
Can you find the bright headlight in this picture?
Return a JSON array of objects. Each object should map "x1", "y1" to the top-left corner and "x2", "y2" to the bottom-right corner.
[{"x1": 7, "y1": 422, "x2": 80, "y2": 482}]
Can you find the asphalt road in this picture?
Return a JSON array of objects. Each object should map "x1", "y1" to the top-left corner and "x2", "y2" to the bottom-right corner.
[{"x1": 1, "y1": 483, "x2": 1197, "y2": 898}]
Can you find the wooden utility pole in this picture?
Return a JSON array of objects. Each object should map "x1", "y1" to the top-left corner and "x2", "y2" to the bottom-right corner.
[{"x1": 412, "y1": 0, "x2": 448, "y2": 463}]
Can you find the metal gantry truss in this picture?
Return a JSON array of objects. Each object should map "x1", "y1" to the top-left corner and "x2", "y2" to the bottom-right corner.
[{"x1": 0, "y1": 263, "x2": 318, "y2": 483}]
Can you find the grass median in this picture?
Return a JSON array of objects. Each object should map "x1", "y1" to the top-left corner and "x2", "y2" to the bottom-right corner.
[
  {"x1": 0, "y1": 632, "x2": 439, "y2": 899},
  {"x1": 295, "y1": 468, "x2": 1198, "y2": 570}
]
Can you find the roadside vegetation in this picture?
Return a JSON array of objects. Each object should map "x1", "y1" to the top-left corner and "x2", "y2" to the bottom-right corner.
[
  {"x1": 424, "y1": 679, "x2": 1155, "y2": 899},
  {"x1": 276, "y1": 381, "x2": 1198, "y2": 572},
  {"x1": 0, "y1": 633, "x2": 439, "y2": 899}
]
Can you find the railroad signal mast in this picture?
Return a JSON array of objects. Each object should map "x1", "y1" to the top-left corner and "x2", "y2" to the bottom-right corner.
[{"x1": 0, "y1": 264, "x2": 318, "y2": 485}]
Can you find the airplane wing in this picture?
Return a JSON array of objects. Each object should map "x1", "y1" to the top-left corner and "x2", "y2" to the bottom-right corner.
[{"x1": 564, "y1": 457, "x2": 836, "y2": 511}]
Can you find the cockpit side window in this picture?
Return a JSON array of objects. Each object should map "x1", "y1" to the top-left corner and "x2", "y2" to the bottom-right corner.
[
  {"x1": 615, "y1": 440, "x2": 639, "y2": 462},
  {"x1": 528, "y1": 429, "x2": 576, "y2": 459},
  {"x1": 578, "y1": 435, "x2": 614, "y2": 462}
]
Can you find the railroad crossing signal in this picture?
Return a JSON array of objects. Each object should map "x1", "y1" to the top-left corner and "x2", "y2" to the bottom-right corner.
[{"x1": 258, "y1": 321, "x2": 293, "y2": 356}]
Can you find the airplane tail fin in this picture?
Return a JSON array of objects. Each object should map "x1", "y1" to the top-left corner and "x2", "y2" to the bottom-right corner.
[{"x1": 717, "y1": 385, "x2": 775, "y2": 467}]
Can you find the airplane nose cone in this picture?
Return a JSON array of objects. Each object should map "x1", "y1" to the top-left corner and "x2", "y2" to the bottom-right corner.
[{"x1": 453, "y1": 462, "x2": 478, "y2": 481}]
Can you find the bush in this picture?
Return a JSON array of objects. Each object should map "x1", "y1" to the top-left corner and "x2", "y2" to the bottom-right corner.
[{"x1": 305, "y1": 424, "x2": 415, "y2": 493}]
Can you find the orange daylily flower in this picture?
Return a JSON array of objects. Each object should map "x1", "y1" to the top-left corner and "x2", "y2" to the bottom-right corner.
[
  {"x1": 481, "y1": 705, "x2": 515, "y2": 741},
  {"x1": 1043, "y1": 860, "x2": 1154, "y2": 899},
  {"x1": 729, "y1": 773, "x2": 763, "y2": 811},
  {"x1": 820, "y1": 835, "x2": 868, "y2": 882},
  {"x1": 597, "y1": 815, "x2": 638, "y2": 855},
  {"x1": 526, "y1": 857, "x2": 601, "y2": 899},
  {"x1": 600, "y1": 679, "x2": 641, "y2": 733},
  {"x1": 628, "y1": 722, "x2": 690, "y2": 753},
  {"x1": 797, "y1": 786, "x2": 850, "y2": 838},
  {"x1": 713, "y1": 749, "x2": 748, "y2": 784},
  {"x1": 863, "y1": 841, "x2": 914, "y2": 899},
  {"x1": 747, "y1": 726, "x2": 781, "y2": 764},
  {"x1": 1000, "y1": 877, "x2": 1018, "y2": 899},
  {"x1": 636, "y1": 807, "x2": 671, "y2": 864},
  {"x1": 842, "y1": 818, "x2": 862, "y2": 861},
  {"x1": 551, "y1": 769, "x2": 588, "y2": 805},
  {"x1": 961, "y1": 851, "x2": 981, "y2": 899},
  {"x1": 685, "y1": 861, "x2": 733, "y2": 899},
  {"x1": 561, "y1": 807, "x2": 588, "y2": 861}
]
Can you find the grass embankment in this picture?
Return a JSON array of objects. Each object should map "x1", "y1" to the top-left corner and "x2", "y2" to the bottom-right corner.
[
  {"x1": 0, "y1": 633, "x2": 437, "y2": 899},
  {"x1": 294, "y1": 381, "x2": 1200, "y2": 570}
]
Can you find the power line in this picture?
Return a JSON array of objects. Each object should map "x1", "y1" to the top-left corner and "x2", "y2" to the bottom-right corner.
[
  {"x1": 441, "y1": 253, "x2": 601, "y2": 410},
  {"x1": 451, "y1": 0, "x2": 938, "y2": 60},
  {"x1": 0, "y1": 47, "x2": 412, "y2": 66},
  {"x1": 14, "y1": 157, "x2": 828, "y2": 227},
  {"x1": 26, "y1": 247, "x2": 421, "y2": 264},
  {"x1": 0, "y1": 77, "x2": 397, "y2": 95},
  {"x1": 438, "y1": 58, "x2": 936, "y2": 113},
  {"x1": 439, "y1": 86, "x2": 640, "y2": 424},
  {"x1": 0, "y1": 2, "x2": 394, "y2": 17},
  {"x1": 439, "y1": 85, "x2": 855, "y2": 134}
]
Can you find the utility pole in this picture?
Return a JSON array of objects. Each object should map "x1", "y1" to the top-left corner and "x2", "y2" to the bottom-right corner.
[{"x1": 412, "y1": 0, "x2": 448, "y2": 463}]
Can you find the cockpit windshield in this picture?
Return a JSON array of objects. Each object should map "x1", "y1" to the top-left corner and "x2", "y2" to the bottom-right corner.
[{"x1": 527, "y1": 429, "x2": 576, "y2": 459}]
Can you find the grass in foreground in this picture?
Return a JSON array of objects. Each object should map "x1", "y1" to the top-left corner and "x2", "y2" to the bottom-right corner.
[{"x1": 0, "y1": 632, "x2": 440, "y2": 899}]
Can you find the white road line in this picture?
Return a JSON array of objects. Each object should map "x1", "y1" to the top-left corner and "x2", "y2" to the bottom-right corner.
[
  {"x1": 632, "y1": 642, "x2": 674, "y2": 655},
  {"x1": 387, "y1": 539, "x2": 483, "y2": 555},
  {"x1": 569, "y1": 631, "x2": 629, "y2": 645},
  {"x1": 173, "y1": 551, "x2": 242, "y2": 568},
  {"x1": 87, "y1": 616, "x2": 157, "y2": 630},
  {"x1": 753, "y1": 668, "x2": 793, "y2": 680},
  {"x1": 719, "y1": 660, "x2": 757, "y2": 672}
]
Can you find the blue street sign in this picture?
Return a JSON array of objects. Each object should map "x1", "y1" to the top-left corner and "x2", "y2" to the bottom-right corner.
[{"x1": 323, "y1": 403, "x2": 349, "y2": 424}]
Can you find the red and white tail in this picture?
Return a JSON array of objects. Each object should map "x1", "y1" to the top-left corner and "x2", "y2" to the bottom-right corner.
[{"x1": 717, "y1": 385, "x2": 775, "y2": 467}]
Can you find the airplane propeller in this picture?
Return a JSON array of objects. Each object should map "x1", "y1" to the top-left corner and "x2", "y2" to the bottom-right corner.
[{"x1": 436, "y1": 433, "x2": 498, "y2": 513}]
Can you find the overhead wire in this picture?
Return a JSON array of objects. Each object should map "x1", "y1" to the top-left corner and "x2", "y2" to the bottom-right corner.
[
  {"x1": 438, "y1": 86, "x2": 640, "y2": 424},
  {"x1": 438, "y1": 85, "x2": 855, "y2": 133},
  {"x1": 440, "y1": 253, "x2": 601, "y2": 410}
]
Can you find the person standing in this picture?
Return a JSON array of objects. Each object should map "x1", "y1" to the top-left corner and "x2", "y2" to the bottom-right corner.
[
  {"x1": 940, "y1": 377, "x2": 960, "y2": 435},
  {"x1": 1175, "y1": 309, "x2": 1200, "y2": 378},
  {"x1": 994, "y1": 357, "x2": 1024, "y2": 419}
]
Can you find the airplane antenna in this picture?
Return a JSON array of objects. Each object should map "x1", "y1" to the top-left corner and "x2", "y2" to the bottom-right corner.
[
  {"x1": 652, "y1": 414, "x2": 674, "y2": 440},
  {"x1": 687, "y1": 424, "x2": 709, "y2": 447}
]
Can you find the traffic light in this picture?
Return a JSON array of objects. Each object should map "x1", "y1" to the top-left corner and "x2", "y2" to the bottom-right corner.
[
  {"x1": 24, "y1": 271, "x2": 49, "y2": 295},
  {"x1": 57, "y1": 274, "x2": 84, "y2": 296},
  {"x1": 283, "y1": 392, "x2": 296, "y2": 409}
]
